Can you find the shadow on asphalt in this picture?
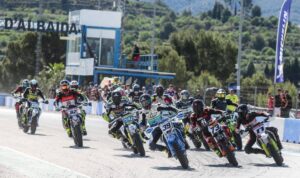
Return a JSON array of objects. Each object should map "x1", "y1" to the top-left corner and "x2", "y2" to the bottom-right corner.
[
  {"x1": 113, "y1": 154, "x2": 152, "y2": 159},
  {"x1": 29, "y1": 133, "x2": 49, "y2": 136},
  {"x1": 152, "y1": 166, "x2": 196, "y2": 171},
  {"x1": 251, "y1": 163, "x2": 289, "y2": 168},
  {"x1": 189, "y1": 148, "x2": 210, "y2": 152},
  {"x1": 63, "y1": 146, "x2": 96, "y2": 149},
  {"x1": 205, "y1": 164, "x2": 242, "y2": 168}
]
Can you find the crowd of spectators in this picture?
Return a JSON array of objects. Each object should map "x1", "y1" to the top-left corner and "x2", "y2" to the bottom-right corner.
[{"x1": 268, "y1": 88, "x2": 292, "y2": 118}]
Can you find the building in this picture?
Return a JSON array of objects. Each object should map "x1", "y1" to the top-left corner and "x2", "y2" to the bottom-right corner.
[{"x1": 65, "y1": 9, "x2": 175, "y2": 85}]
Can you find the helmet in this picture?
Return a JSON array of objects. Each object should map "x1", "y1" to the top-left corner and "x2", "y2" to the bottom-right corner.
[
  {"x1": 133, "y1": 84, "x2": 140, "y2": 92},
  {"x1": 112, "y1": 90, "x2": 122, "y2": 105},
  {"x1": 140, "y1": 94, "x2": 152, "y2": 110},
  {"x1": 22, "y1": 79, "x2": 30, "y2": 88},
  {"x1": 180, "y1": 90, "x2": 190, "y2": 100},
  {"x1": 60, "y1": 80, "x2": 70, "y2": 92},
  {"x1": 156, "y1": 85, "x2": 164, "y2": 97},
  {"x1": 30, "y1": 79, "x2": 38, "y2": 90},
  {"x1": 70, "y1": 80, "x2": 79, "y2": 89},
  {"x1": 237, "y1": 104, "x2": 248, "y2": 118},
  {"x1": 192, "y1": 99, "x2": 204, "y2": 115},
  {"x1": 216, "y1": 89, "x2": 226, "y2": 100}
]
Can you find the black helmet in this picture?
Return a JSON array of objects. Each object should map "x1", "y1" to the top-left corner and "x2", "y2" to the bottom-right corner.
[
  {"x1": 180, "y1": 90, "x2": 190, "y2": 100},
  {"x1": 112, "y1": 90, "x2": 122, "y2": 105},
  {"x1": 22, "y1": 79, "x2": 30, "y2": 88},
  {"x1": 140, "y1": 94, "x2": 152, "y2": 109},
  {"x1": 133, "y1": 84, "x2": 140, "y2": 92},
  {"x1": 156, "y1": 85, "x2": 164, "y2": 97},
  {"x1": 216, "y1": 89, "x2": 226, "y2": 100},
  {"x1": 192, "y1": 99, "x2": 204, "y2": 115},
  {"x1": 237, "y1": 104, "x2": 248, "y2": 118}
]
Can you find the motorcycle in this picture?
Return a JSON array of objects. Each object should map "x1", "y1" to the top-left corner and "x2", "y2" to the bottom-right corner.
[
  {"x1": 21, "y1": 99, "x2": 47, "y2": 134},
  {"x1": 200, "y1": 115, "x2": 239, "y2": 166},
  {"x1": 119, "y1": 111, "x2": 145, "y2": 156},
  {"x1": 145, "y1": 113, "x2": 189, "y2": 169},
  {"x1": 241, "y1": 118, "x2": 284, "y2": 166},
  {"x1": 13, "y1": 96, "x2": 24, "y2": 128},
  {"x1": 60, "y1": 103, "x2": 86, "y2": 147},
  {"x1": 223, "y1": 112, "x2": 243, "y2": 150}
]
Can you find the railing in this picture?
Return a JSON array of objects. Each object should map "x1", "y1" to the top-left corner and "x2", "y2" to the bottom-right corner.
[{"x1": 120, "y1": 54, "x2": 158, "y2": 71}]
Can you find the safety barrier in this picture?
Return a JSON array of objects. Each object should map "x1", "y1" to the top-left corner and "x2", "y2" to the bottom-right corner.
[
  {"x1": 3, "y1": 96, "x2": 105, "y2": 115},
  {"x1": 282, "y1": 118, "x2": 300, "y2": 144}
]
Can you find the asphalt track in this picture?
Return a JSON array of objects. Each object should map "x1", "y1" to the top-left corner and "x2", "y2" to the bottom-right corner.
[{"x1": 1, "y1": 107, "x2": 300, "y2": 178}]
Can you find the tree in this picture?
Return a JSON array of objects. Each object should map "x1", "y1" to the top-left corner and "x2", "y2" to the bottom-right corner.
[
  {"x1": 242, "y1": 72, "x2": 272, "y2": 88},
  {"x1": 187, "y1": 71, "x2": 222, "y2": 94},
  {"x1": 222, "y1": 8, "x2": 232, "y2": 23},
  {"x1": 156, "y1": 45, "x2": 189, "y2": 88},
  {"x1": 160, "y1": 22, "x2": 176, "y2": 40},
  {"x1": 252, "y1": 34, "x2": 266, "y2": 51},
  {"x1": 37, "y1": 63, "x2": 65, "y2": 97},
  {"x1": 245, "y1": 60, "x2": 255, "y2": 77},
  {"x1": 169, "y1": 29, "x2": 237, "y2": 82},
  {"x1": 251, "y1": 5, "x2": 261, "y2": 18}
]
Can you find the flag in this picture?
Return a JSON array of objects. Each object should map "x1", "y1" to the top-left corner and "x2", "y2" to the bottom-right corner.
[{"x1": 274, "y1": 0, "x2": 292, "y2": 83}]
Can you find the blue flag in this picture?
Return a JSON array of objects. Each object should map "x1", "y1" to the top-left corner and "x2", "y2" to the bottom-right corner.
[{"x1": 274, "y1": 0, "x2": 292, "y2": 83}]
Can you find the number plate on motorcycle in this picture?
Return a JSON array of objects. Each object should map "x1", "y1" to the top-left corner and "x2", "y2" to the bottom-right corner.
[
  {"x1": 67, "y1": 108, "x2": 77, "y2": 116},
  {"x1": 30, "y1": 102, "x2": 39, "y2": 108},
  {"x1": 160, "y1": 121, "x2": 172, "y2": 133},
  {"x1": 123, "y1": 115, "x2": 134, "y2": 125},
  {"x1": 253, "y1": 124, "x2": 265, "y2": 135}
]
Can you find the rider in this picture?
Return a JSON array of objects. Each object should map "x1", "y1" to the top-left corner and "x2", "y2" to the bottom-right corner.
[
  {"x1": 106, "y1": 89, "x2": 138, "y2": 147},
  {"x1": 175, "y1": 90, "x2": 195, "y2": 145},
  {"x1": 70, "y1": 80, "x2": 89, "y2": 135},
  {"x1": 11, "y1": 79, "x2": 30, "y2": 120},
  {"x1": 54, "y1": 80, "x2": 86, "y2": 137},
  {"x1": 140, "y1": 94, "x2": 186, "y2": 156},
  {"x1": 190, "y1": 99, "x2": 225, "y2": 157},
  {"x1": 22, "y1": 79, "x2": 48, "y2": 123},
  {"x1": 152, "y1": 85, "x2": 173, "y2": 105},
  {"x1": 211, "y1": 89, "x2": 238, "y2": 111},
  {"x1": 128, "y1": 84, "x2": 143, "y2": 104},
  {"x1": 235, "y1": 104, "x2": 283, "y2": 155}
]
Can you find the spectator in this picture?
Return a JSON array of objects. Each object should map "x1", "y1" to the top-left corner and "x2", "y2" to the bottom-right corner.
[
  {"x1": 86, "y1": 82, "x2": 93, "y2": 100},
  {"x1": 267, "y1": 93, "x2": 274, "y2": 116},
  {"x1": 142, "y1": 86, "x2": 147, "y2": 94},
  {"x1": 226, "y1": 89, "x2": 239, "y2": 112},
  {"x1": 132, "y1": 43, "x2": 140, "y2": 68},
  {"x1": 274, "y1": 88, "x2": 282, "y2": 117},
  {"x1": 166, "y1": 84, "x2": 176, "y2": 97},
  {"x1": 90, "y1": 84, "x2": 100, "y2": 114},
  {"x1": 281, "y1": 90, "x2": 292, "y2": 118}
]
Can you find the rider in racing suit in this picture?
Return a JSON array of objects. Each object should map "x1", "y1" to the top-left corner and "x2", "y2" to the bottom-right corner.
[
  {"x1": 211, "y1": 89, "x2": 238, "y2": 111},
  {"x1": 190, "y1": 99, "x2": 225, "y2": 156},
  {"x1": 140, "y1": 94, "x2": 189, "y2": 157},
  {"x1": 54, "y1": 80, "x2": 85, "y2": 137},
  {"x1": 106, "y1": 90, "x2": 138, "y2": 147},
  {"x1": 11, "y1": 79, "x2": 30, "y2": 121},
  {"x1": 236, "y1": 104, "x2": 283, "y2": 155},
  {"x1": 152, "y1": 85, "x2": 173, "y2": 105},
  {"x1": 128, "y1": 84, "x2": 144, "y2": 104}
]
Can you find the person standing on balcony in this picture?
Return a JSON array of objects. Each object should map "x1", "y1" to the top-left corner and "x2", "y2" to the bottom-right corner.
[{"x1": 132, "y1": 43, "x2": 140, "y2": 68}]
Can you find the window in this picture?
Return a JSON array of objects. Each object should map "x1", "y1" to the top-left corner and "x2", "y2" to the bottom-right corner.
[
  {"x1": 86, "y1": 38, "x2": 100, "y2": 60},
  {"x1": 68, "y1": 37, "x2": 81, "y2": 53},
  {"x1": 100, "y1": 38, "x2": 115, "y2": 66}
]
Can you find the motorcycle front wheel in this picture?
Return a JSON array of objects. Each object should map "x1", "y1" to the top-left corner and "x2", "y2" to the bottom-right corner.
[
  {"x1": 268, "y1": 143, "x2": 283, "y2": 166},
  {"x1": 30, "y1": 117, "x2": 38, "y2": 134},
  {"x1": 72, "y1": 124, "x2": 83, "y2": 147},
  {"x1": 173, "y1": 142, "x2": 189, "y2": 169}
]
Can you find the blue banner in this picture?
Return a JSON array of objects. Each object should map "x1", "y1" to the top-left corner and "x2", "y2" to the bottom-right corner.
[{"x1": 274, "y1": 0, "x2": 292, "y2": 83}]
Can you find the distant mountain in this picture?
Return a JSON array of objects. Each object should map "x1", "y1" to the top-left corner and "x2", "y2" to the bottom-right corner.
[{"x1": 141, "y1": 0, "x2": 300, "y2": 24}]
